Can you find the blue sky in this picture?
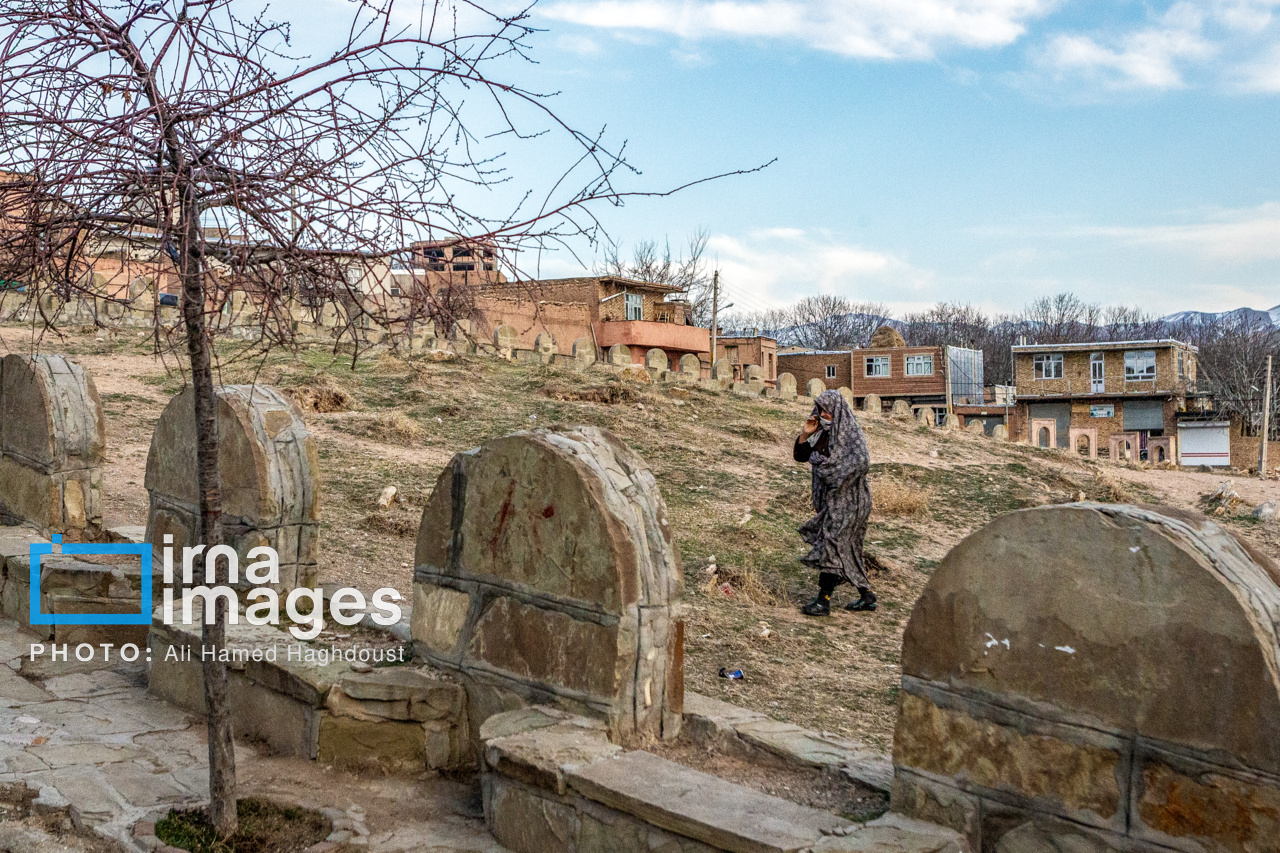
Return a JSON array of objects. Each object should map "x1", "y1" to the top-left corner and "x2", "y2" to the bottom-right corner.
[{"x1": 306, "y1": 0, "x2": 1280, "y2": 317}]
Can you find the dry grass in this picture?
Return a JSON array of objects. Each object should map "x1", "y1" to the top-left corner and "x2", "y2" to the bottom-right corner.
[
  {"x1": 350, "y1": 411, "x2": 424, "y2": 445},
  {"x1": 871, "y1": 478, "x2": 931, "y2": 517},
  {"x1": 543, "y1": 380, "x2": 639, "y2": 405},
  {"x1": 1094, "y1": 468, "x2": 1133, "y2": 503},
  {"x1": 702, "y1": 563, "x2": 782, "y2": 607},
  {"x1": 284, "y1": 374, "x2": 353, "y2": 413}
]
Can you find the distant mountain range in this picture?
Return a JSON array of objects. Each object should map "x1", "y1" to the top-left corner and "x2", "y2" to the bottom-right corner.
[{"x1": 1160, "y1": 305, "x2": 1280, "y2": 327}]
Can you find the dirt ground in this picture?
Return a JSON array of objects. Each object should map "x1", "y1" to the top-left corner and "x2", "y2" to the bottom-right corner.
[{"x1": 5, "y1": 325, "x2": 1277, "y2": 751}]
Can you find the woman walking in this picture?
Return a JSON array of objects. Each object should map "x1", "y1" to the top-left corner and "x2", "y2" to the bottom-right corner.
[{"x1": 793, "y1": 389, "x2": 875, "y2": 616}]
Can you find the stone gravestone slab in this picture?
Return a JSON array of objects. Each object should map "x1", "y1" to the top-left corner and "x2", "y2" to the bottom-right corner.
[
  {"x1": 571, "y1": 338, "x2": 596, "y2": 369},
  {"x1": 776, "y1": 372, "x2": 797, "y2": 399},
  {"x1": 494, "y1": 325, "x2": 519, "y2": 359},
  {"x1": 862, "y1": 392, "x2": 881, "y2": 415},
  {"x1": 891, "y1": 399, "x2": 912, "y2": 419},
  {"x1": 0, "y1": 354, "x2": 105, "y2": 536},
  {"x1": 411, "y1": 426, "x2": 684, "y2": 746},
  {"x1": 144, "y1": 385, "x2": 319, "y2": 593},
  {"x1": 679, "y1": 354, "x2": 701, "y2": 377},
  {"x1": 893, "y1": 503, "x2": 1280, "y2": 852},
  {"x1": 805, "y1": 378, "x2": 825, "y2": 399},
  {"x1": 607, "y1": 343, "x2": 631, "y2": 366}
]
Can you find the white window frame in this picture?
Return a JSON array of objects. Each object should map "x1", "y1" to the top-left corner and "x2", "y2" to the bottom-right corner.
[
  {"x1": 1125, "y1": 350, "x2": 1156, "y2": 381},
  {"x1": 905, "y1": 354, "x2": 933, "y2": 376},
  {"x1": 624, "y1": 292, "x2": 644, "y2": 321},
  {"x1": 825, "y1": 365, "x2": 837, "y2": 379},
  {"x1": 865, "y1": 356, "x2": 890, "y2": 378},
  {"x1": 1033, "y1": 354, "x2": 1063, "y2": 380}
]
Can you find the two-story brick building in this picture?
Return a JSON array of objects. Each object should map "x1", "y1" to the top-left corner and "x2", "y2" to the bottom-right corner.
[
  {"x1": 777, "y1": 344, "x2": 984, "y2": 420},
  {"x1": 1012, "y1": 339, "x2": 1204, "y2": 461}
]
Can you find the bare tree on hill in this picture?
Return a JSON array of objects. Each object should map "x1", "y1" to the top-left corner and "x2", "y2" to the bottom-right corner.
[
  {"x1": 597, "y1": 229, "x2": 714, "y2": 324},
  {"x1": 788, "y1": 295, "x2": 890, "y2": 350},
  {"x1": 0, "y1": 0, "x2": 747, "y2": 837}
]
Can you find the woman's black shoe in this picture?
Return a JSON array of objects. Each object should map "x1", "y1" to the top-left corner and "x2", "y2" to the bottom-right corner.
[
  {"x1": 844, "y1": 591, "x2": 877, "y2": 612},
  {"x1": 800, "y1": 597, "x2": 831, "y2": 616}
]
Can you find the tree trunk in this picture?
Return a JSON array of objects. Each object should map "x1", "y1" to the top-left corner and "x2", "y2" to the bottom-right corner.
[{"x1": 179, "y1": 184, "x2": 238, "y2": 838}]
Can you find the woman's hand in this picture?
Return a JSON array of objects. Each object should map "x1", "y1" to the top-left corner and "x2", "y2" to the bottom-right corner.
[{"x1": 802, "y1": 416, "x2": 820, "y2": 437}]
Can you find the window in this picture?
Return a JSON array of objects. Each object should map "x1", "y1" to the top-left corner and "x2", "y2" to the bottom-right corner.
[
  {"x1": 865, "y1": 356, "x2": 890, "y2": 377},
  {"x1": 624, "y1": 292, "x2": 643, "y2": 321},
  {"x1": 826, "y1": 365, "x2": 837, "y2": 379},
  {"x1": 389, "y1": 285, "x2": 401, "y2": 297},
  {"x1": 452, "y1": 263, "x2": 474, "y2": 272},
  {"x1": 1178, "y1": 351, "x2": 1186, "y2": 380},
  {"x1": 1033, "y1": 354, "x2": 1063, "y2": 380},
  {"x1": 1125, "y1": 350, "x2": 1156, "y2": 381},
  {"x1": 905, "y1": 354, "x2": 933, "y2": 376}
]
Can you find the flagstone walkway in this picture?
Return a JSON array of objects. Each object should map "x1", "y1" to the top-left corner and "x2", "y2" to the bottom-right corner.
[{"x1": 0, "y1": 618, "x2": 508, "y2": 853}]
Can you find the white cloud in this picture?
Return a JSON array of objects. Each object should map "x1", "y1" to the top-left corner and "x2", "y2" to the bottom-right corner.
[
  {"x1": 1039, "y1": 2, "x2": 1216, "y2": 88},
  {"x1": 705, "y1": 228, "x2": 933, "y2": 312},
  {"x1": 539, "y1": 0, "x2": 1053, "y2": 59},
  {"x1": 1076, "y1": 203, "x2": 1280, "y2": 262}
]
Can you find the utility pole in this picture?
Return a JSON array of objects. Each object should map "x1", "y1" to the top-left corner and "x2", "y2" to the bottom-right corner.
[
  {"x1": 710, "y1": 269, "x2": 719, "y2": 372},
  {"x1": 1260, "y1": 354, "x2": 1273, "y2": 480}
]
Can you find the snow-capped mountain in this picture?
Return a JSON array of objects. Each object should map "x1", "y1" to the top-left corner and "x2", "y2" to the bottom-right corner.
[{"x1": 1161, "y1": 305, "x2": 1280, "y2": 327}]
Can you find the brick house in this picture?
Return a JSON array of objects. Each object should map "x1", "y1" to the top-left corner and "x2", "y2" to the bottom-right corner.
[
  {"x1": 474, "y1": 276, "x2": 709, "y2": 365},
  {"x1": 716, "y1": 334, "x2": 778, "y2": 384},
  {"x1": 1012, "y1": 339, "x2": 1206, "y2": 460},
  {"x1": 777, "y1": 344, "x2": 984, "y2": 420}
]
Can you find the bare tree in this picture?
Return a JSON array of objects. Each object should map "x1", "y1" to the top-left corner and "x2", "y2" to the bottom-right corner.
[
  {"x1": 788, "y1": 295, "x2": 890, "y2": 350},
  {"x1": 0, "y1": 0, "x2": 730, "y2": 837},
  {"x1": 1170, "y1": 314, "x2": 1280, "y2": 434},
  {"x1": 1020, "y1": 293, "x2": 1104, "y2": 343}
]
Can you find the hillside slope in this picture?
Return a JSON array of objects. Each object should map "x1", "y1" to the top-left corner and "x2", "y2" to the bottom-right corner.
[{"x1": 6, "y1": 325, "x2": 1277, "y2": 749}]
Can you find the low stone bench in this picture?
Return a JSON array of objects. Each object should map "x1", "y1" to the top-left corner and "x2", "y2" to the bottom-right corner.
[
  {"x1": 0, "y1": 534, "x2": 153, "y2": 647},
  {"x1": 481, "y1": 707, "x2": 964, "y2": 853},
  {"x1": 683, "y1": 692, "x2": 892, "y2": 794},
  {"x1": 148, "y1": 612, "x2": 469, "y2": 771}
]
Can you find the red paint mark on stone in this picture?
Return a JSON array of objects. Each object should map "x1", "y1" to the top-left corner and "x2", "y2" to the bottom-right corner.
[{"x1": 542, "y1": 505, "x2": 555, "y2": 519}]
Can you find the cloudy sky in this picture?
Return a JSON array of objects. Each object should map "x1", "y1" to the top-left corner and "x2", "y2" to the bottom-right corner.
[
  {"x1": 499, "y1": 0, "x2": 1280, "y2": 318},
  {"x1": 297, "y1": 0, "x2": 1280, "y2": 318}
]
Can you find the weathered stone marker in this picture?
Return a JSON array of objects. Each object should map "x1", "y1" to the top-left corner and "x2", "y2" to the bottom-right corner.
[
  {"x1": 411, "y1": 426, "x2": 684, "y2": 745},
  {"x1": 893, "y1": 502, "x2": 1280, "y2": 851},
  {"x1": 806, "y1": 378, "x2": 826, "y2": 398},
  {"x1": 144, "y1": 385, "x2": 319, "y2": 592},
  {"x1": 571, "y1": 338, "x2": 596, "y2": 368},
  {"x1": 891, "y1": 399, "x2": 912, "y2": 419},
  {"x1": 607, "y1": 343, "x2": 631, "y2": 366},
  {"x1": 862, "y1": 392, "x2": 881, "y2": 415},
  {"x1": 776, "y1": 372, "x2": 797, "y2": 399},
  {"x1": 0, "y1": 354, "x2": 104, "y2": 536}
]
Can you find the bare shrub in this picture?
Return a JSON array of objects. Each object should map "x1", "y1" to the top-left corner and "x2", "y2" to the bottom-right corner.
[
  {"x1": 703, "y1": 564, "x2": 781, "y2": 607},
  {"x1": 871, "y1": 478, "x2": 931, "y2": 517}
]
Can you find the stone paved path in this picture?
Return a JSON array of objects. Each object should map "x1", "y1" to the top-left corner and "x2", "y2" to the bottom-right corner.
[{"x1": 0, "y1": 618, "x2": 509, "y2": 852}]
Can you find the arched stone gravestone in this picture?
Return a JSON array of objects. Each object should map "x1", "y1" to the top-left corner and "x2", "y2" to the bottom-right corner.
[
  {"x1": 966, "y1": 418, "x2": 985, "y2": 434},
  {"x1": 572, "y1": 338, "x2": 596, "y2": 368},
  {"x1": 805, "y1": 378, "x2": 825, "y2": 398},
  {"x1": 838, "y1": 387, "x2": 854, "y2": 408},
  {"x1": 943, "y1": 413, "x2": 961, "y2": 430},
  {"x1": 679, "y1": 353, "x2": 701, "y2": 377},
  {"x1": 411, "y1": 426, "x2": 684, "y2": 745},
  {"x1": 776, "y1": 372, "x2": 797, "y2": 399},
  {"x1": 0, "y1": 355, "x2": 104, "y2": 535},
  {"x1": 607, "y1": 343, "x2": 631, "y2": 366},
  {"x1": 494, "y1": 326, "x2": 518, "y2": 359},
  {"x1": 893, "y1": 503, "x2": 1280, "y2": 851},
  {"x1": 145, "y1": 385, "x2": 319, "y2": 593},
  {"x1": 862, "y1": 392, "x2": 881, "y2": 415},
  {"x1": 916, "y1": 406, "x2": 934, "y2": 427},
  {"x1": 992, "y1": 423, "x2": 1009, "y2": 441},
  {"x1": 711, "y1": 358, "x2": 733, "y2": 386},
  {"x1": 645, "y1": 348, "x2": 668, "y2": 376},
  {"x1": 891, "y1": 399, "x2": 912, "y2": 419}
]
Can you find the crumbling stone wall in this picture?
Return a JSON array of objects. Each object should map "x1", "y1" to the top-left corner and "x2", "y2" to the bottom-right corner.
[
  {"x1": 0, "y1": 354, "x2": 104, "y2": 536},
  {"x1": 411, "y1": 426, "x2": 684, "y2": 746},
  {"x1": 144, "y1": 384, "x2": 319, "y2": 593},
  {"x1": 893, "y1": 502, "x2": 1280, "y2": 851}
]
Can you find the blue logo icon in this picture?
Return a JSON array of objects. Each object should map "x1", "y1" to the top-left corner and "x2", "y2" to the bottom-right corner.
[{"x1": 29, "y1": 535, "x2": 153, "y2": 626}]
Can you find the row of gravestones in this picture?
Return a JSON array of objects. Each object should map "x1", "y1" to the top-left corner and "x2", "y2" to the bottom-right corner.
[
  {"x1": 4, "y1": 349, "x2": 1279, "y2": 851},
  {"x1": 0, "y1": 354, "x2": 320, "y2": 591},
  {"x1": 801, "y1": 381, "x2": 1011, "y2": 439}
]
